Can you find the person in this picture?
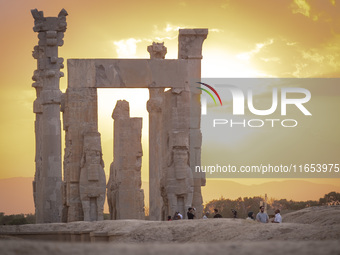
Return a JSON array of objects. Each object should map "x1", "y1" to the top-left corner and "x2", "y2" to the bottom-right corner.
[
  {"x1": 272, "y1": 209, "x2": 282, "y2": 223},
  {"x1": 202, "y1": 212, "x2": 209, "y2": 219},
  {"x1": 246, "y1": 211, "x2": 255, "y2": 221},
  {"x1": 256, "y1": 206, "x2": 269, "y2": 223},
  {"x1": 167, "y1": 215, "x2": 172, "y2": 221},
  {"x1": 187, "y1": 207, "x2": 195, "y2": 219},
  {"x1": 173, "y1": 212, "x2": 180, "y2": 220},
  {"x1": 231, "y1": 209, "x2": 237, "y2": 218},
  {"x1": 213, "y1": 208, "x2": 222, "y2": 218},
  {"x1": 177, "y1": 212, "x2": 183, "y2": 219}
]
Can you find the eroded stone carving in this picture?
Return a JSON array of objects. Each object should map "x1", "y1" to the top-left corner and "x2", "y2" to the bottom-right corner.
[
  {"x1": 31, "y1": 8, "x2": 67, "y2": 223},
  {"x1": 79, "y1": 132, "x2": 106, "y2": 221},
  {"x1": 147, "y1": 42, "x2": 166, "y2": 221},
  {"x1": 178, "y1": 29, "x2": 208, "y2": 218},
  {"x1": 147, "y1": 42, "x2": 167, "y2": 59},
  {"x1": 107, "y1": 100, "x2": 145, "y2": 220},
  {"x1": 62, "y1": 87, "x2": 98, "y2": 222}
]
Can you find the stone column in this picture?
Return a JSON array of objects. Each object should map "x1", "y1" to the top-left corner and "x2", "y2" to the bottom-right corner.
[
  {"x1": 178, "y1": 29, "x2": 208, "y2": 218},
  {"x1": 62, "y1": 87, "x2": 99, "y2": 222},
  {"x1": 147, "y1": 42, "x2": 166, "y2": 221},
  {"x1": 107, "y1": 100, "x2": 145, "y2": 220},
  {"x1": 31, "y1": 9, "x2": 67, "y2": 223},
  {"x1": 163, "y1": 89, "x2": 193, "y2": 219},
  {"x1": 32, "y1": 46, "x2": 43, "y2": 223}
]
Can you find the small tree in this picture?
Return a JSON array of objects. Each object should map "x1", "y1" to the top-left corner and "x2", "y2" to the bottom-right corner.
[{"x1": 319, "y1": 192, "x2": 340, "y2": 205}]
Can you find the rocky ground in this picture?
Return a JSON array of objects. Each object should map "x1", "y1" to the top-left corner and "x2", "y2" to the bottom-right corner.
[{"x1": 0, "y1": 206, "x2": 339, "y2": 255}]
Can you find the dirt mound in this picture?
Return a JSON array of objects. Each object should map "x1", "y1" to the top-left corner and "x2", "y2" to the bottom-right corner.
[
  {"x1": 0, "y1": 206, "x2": 339, "y2": 255},
  {"x1": 1, "y1": 240, "x2": 340, "y2": 255},
  {"x1": 283, "y1": 205, "x2": 340, "y2": 225}
]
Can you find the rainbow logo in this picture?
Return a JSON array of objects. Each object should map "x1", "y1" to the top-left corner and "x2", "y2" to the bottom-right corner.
[{"x1": 196, "y1": 82, "x2": 223, "y2": 106}]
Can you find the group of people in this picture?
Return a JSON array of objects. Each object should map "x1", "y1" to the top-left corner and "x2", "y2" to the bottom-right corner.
[
  {"x1": 168, "y1": 207, "x2": 196, "y2": 220},
  {"x1": 247, "y1": 206, "x2": 282, "y2": 223},
  {"x1": 168, "y1": 206, "x2": 282, "y2": 223}
]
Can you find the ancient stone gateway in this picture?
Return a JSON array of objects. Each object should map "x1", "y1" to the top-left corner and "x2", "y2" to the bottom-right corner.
[{"x1": 32, "y1": 9, "x2": 208, "y2": 223}]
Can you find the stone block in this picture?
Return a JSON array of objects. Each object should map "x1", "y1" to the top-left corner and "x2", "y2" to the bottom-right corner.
[{"x1": 68, "y1": 59, "x2": 188, "y2": 89}]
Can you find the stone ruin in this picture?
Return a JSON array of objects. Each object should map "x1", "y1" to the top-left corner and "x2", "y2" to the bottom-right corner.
[
  {"x1": 107, "y1": 100, "x2": 145, "y2": 220},
  {"x1": 31, "y1": 9, "x2": 208, "y2": 223}
]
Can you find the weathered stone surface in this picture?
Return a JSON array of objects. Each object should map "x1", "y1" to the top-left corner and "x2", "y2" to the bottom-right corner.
[
  {"x1": 79, "y1": 132, "x2": 106, "y2": 221},
  {"x1": 162, "y1": 90, "x2": 194, "y2": 219},
  {"x1": 68, "y1": 59, "x2": 189, "y2": 89},
  {"x1": 107, "y1": 100, "x2": 145, "y2": 220},
  {"x1": 178, "y1": 29, "x2": 208, "y2": 217},
  {"x1": 62, "y1": 88, "x2": 99, "y2": 222},
  {"x1": 31, "y1": 8, "x2": 67, "y2": 223},
  {"x1": 147, "y1": 42, "x2": 167, "y2": 59},
  {"x1": 178, "y1": 29, "x2": 208, "y2": 60},
  {"x1": 147, "y1": 43, "x2": 166, "y2": 221}
]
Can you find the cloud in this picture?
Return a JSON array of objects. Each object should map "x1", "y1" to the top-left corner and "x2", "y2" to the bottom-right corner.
[
  {"x1": 210, "y1": 28, "x2": 223, "y2": 33},
  {"x1": 112, "y1": 24, "x2": 223, "y2": 58},
  {"x1": 152, "y1": 24, "x2": 222, "y2": 41},
  {"x1": 113, "y1": 23, "x2": 221, "y2": 58},
  {"x1": 260, "y1": 57, "x2": 281, "y2": 63},
  {"x1": 301, "y1": 50, "x2": 324, "y2": 63},
  {"x1": 113, "y1": 38, "x2": 142, "y2": 58},
  {"x1": 237, "y1": 39, "x2": 274, "y2": 62},
  {"x1": 291, "y1": 0, "x2": 311, "y2": 18},
  {"x1": 151, "y1": 24, "x2": 180, "y2": 41}
]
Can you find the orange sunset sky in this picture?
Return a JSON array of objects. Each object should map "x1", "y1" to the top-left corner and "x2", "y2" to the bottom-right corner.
[{"x1": 0, "y1": 0, "x2": 340, "y2": 214}]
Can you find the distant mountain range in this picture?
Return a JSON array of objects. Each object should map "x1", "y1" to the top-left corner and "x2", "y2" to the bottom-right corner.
[
  {"x1": 201, "y1": 179, "x2": 340, "y2": 203},
  {"x1": 0, "y1": 177, "x2": 339, "y2": 215}
]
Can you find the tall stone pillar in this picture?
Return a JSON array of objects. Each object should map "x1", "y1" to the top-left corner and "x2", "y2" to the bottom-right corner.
[
  {"x1": 178, "y1": 29, "x2": 208, "y2": 218},
  {"x1": 163, "y1": 89, "x2": 193, "y2": 219},
  {"x1": 31, "y1": 9, "x2": 67, "y2": 223},
  {"x1": 107, "y1": 100, "x2": 145, "y2": 220},
  {"x1": 62, "y1": 87, "x2": 99, "y2": 222},
  {"x1": 147, "y1": 42, "x2": 166, "y2": 221}
]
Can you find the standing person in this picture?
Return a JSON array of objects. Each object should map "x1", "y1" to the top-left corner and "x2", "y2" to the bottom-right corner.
[
  {"x1": 202, "y1": 212, "x2": 210, "y2": 219},
  {"x1": 246, "y1": 211, "x2": 255, "y2": 221},
  {"x1": 256, "y1": 206, "x2": 269, "y2": 223},
  {"x1": 231, "y1": 209, "x2": 237, "y2": 218},
  {"x1": 213, "y1": 208, "x2": 222, "y2": 218},
  {"x1": 272, "y1": 209, "x2": 282, "y2": 223},
  {"x1": 187, "y1": 207, "x2": 195, "y2": 219},
  {"x1": 173, "y1": 212, "x2": 180, "y2": 220},
  {"x1": 177, "y1": 212, "x2": 183, "y2": 219}
]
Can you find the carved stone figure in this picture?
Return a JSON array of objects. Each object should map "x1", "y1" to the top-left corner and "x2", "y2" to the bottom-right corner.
[
  {"x1": 79, "y1": 132, "x2": 106, "y2": 221},
  {"x1": 166, "y1": 131, "x2": 194, "y2": 217}
]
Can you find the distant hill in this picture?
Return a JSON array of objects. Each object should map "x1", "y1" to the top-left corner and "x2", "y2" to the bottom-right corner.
[
  {"x1": 0, "y1": 177, "x2": 35, "y2": 215},
  {"x1": 201, "y1": 179, "x2": 340, "y2": 203},
  {"x1": 0, "y1": 177, "x2": 339, "y2": 215}
]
